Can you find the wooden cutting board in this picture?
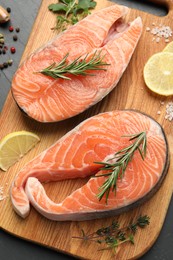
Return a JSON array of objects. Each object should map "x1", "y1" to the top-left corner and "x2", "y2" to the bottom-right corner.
[{"x1": 0, "y1": 0, "x2": 173, "y2": 259}]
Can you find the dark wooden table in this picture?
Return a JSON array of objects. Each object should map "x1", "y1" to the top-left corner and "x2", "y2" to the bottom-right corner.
[{"x1": 0, "y1": 1, "x2": 172, "y2": 259}]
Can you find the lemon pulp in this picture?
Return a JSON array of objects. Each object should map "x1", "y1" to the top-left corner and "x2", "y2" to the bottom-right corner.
[{"x1": 0, "y1": 130, "x2": 40, "y2": 171}]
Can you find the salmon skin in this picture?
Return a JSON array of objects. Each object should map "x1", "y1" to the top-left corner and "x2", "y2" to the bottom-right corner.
[
  {"x1": 11, "y1": 5, "x2": 142, "y2": 123},
  {"x1": 11, "y1": 110, "x2": 169, "y2": 221}
]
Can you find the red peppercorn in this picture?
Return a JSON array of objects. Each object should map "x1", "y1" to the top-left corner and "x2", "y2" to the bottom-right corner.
[
  {"x1": 9, "y1": 26, "x2": 14, "y2": 32},
  {"x1": 10, "y1": 47, "x2": 16, "y2": 54},
  {"x1": 4, "y1": 46, "x2": 8, "y2": 50}
]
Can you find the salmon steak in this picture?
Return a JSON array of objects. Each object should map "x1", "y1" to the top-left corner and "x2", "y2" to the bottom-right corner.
[
  {"x1": 11, "y1": 5, "x2": 142, "y2": 122},
  {"x1": 11, "y1": 110, "x2": 169, "y2": 221}
]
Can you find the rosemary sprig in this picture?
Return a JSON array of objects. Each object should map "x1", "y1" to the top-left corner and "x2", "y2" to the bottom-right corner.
[
  {"x1": 95, "y1": 131, "x2": 147, "y2": 202},
  {"x1": 38, "y1": 51, "x2": 110, "y2": 80},
  {"x1": 72, "y1": 215, "x2": 150, "y2": 253}
]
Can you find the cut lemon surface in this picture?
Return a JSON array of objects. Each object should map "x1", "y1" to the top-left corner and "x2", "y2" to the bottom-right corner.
[
  {"x1": 0, "y1": 131, "x2": 40, "y2": 171},
  {"x1": 143, "y1": 52, "x2": 173, "y2": 96},
  {"x1": 163, "y1": 41, "x2": 173, "y2": 53}
]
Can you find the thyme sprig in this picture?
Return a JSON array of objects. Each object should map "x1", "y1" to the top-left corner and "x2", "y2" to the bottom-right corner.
[
  {"x1": 72, "y1": 215, "x2": 150, "y2": 253},
  {"x1": 95, "y1": 131, "x2": 147, "y2": 202},
  {"x1": 38, "y1": 51, "x2": 110, "y2": 80}
]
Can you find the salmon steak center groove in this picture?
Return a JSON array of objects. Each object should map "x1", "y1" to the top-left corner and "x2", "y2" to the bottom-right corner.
[
  {"x1": 10, "y1": 110, "x2": 169, "y2": 221},
  {"x1": 11, "y1": 5, "x2": 142, "y2": 122}
]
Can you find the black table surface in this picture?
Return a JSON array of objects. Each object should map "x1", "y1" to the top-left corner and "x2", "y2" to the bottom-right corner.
[{"x1": 0, "y1": 1, "x2": 172, "y2": 259}]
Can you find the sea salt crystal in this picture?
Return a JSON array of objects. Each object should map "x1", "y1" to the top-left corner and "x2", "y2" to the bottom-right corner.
[
  {"x1": 147, "y1": 24, "x2": 173, "y2": 43},
  {"x1": 165, "y1": 102, "x2": 173, "y2": 121},
  {"x1": 0, "y1": 186, "x2": 5, "y2": 201}
]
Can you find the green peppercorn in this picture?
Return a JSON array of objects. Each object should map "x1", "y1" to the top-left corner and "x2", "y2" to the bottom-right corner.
[
  {"x1": 8, "y1": 59, "x2": 13, "y2": 66},
  {"x1": 0, "y1": 33, "x2": 4, "y2": 39},
  {"x1": 0, "y1": 38, "x2": 4, "y2": 44}
]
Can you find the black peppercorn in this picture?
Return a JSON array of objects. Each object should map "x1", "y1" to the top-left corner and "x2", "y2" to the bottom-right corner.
[
  {"x1": 13, "y1": 35, "x2": 18, "y2": 41},
  {"x1": 3, "y1": 62, "x2": 8, "y2": 68},
  {"x1": 0, "y1": 64, "x2": 4, "y2": 70},
  {"x1": 0, "y1": 50, "x2": 2, "y2": 55},
  {"x1": 2, "y1": 49, "x2": 6, "y2": 54},
  {"x1": 6, "y1": 7, "x2": 11, "y2": 13},
  {"x1": 15, "y1": 27, "x2": 20, "y2": 33}
]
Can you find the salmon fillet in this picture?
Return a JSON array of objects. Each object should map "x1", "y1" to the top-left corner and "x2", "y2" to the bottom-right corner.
[
  {"x1": 11, "y1": 5, "x2": 142, "y2": 122},
  {"x1": 11, "y1": 110, "x2": 169, "y2": 220}
]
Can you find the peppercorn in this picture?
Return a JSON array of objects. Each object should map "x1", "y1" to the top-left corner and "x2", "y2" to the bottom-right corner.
[
  {"x1": 6, "y1": 7, "x2": 11, "y2": 13},
  {"x1": 0, "y1": 38, "x2": 4, "y2": 44},
  {"x1": 9, "y1": 26, "x2": 14, "y2": 32},
  {"x1": 0, "y1": 64, "x2": 4, "y2": 70},
  {"x1": 4, "y1": 45, "x2": 8, "y2": 50},
  {"x1": 0, "y1": 33, "x2": 4, "y2": 39},
  {"x1": 8, "y1": 59, "x2": 13, "y2": 66},
  {"x1": 0, "y1": 44, "x2": 3, "y2": 48},
  {"x1": 13, "y1": 35, "x2": 18, "y2": 41},
  {"x1": 0, "y1": 50, "x2": 2, "y2": 55},
  {"x1": 15, "y1": 27, "x2": 20, "y2": 33},
  {"x1": 3, "y1": 62, "x2": 8, "y2": 68},
  {"x1": 2, "y1": 49, "x2": 6, "y2": 54},
  {"x1": 10, "y1": 47, "x2": 16, "y2": 53}
]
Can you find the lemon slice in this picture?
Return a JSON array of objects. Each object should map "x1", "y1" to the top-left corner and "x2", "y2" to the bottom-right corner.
[
  {"x1": 163, "y1": 41, "x2": 173, "y2": 53},
  {"x1": 143, "y1": 52, "x2": 173, "y2": 96},
  {"x1": 0, "y1": 131, "x2": 40, "y2": 171}
]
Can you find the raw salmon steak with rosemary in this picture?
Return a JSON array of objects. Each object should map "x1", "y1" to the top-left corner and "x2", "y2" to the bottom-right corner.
[
  {"x1": 11, "y1": 5, "x2": 142, "y2": 122},
  {"x1": 11, "y1": 110, "x2": 169, "y2": 220}
]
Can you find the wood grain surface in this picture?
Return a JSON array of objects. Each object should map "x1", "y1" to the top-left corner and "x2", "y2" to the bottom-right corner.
[{"x1": 0, "y1": 0, "x2": 173, "y2": 259}]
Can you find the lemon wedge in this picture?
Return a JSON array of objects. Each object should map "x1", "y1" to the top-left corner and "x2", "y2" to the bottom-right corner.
[
  {"x1": 0, "y1": 131, "x2": 40, "y2": 171},
  {"x1": 143, "y1": 52, "x2": 173, "y2": 96},
  {"x1": 163, "y1": 41, "x2": 173, "y2": 53}
]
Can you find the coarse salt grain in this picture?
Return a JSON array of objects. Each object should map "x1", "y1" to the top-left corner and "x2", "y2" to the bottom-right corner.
[
  {"x1": 0, "y1": 186, "x2": 5, "y2": 201},
  {"x1": 146, "y1": 24, "x2": 173, "y2": 43},
  {"x1": 165, "y1": 102, "x2": 173, "y2": 121}
]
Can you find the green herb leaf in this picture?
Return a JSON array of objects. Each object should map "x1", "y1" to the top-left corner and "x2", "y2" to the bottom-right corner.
[
  {"x1": 48, "y1": 0, "x2": 97, "y2": 31},
  {"x1": 77, "y1": 0, "x2": 97, "y2": 10},
  {"x1": 72, "y1": 215, "x2": 150, "y2": 254},
  {"x1": 48, "y1": 3, "x2": 68, "y2": 13}
]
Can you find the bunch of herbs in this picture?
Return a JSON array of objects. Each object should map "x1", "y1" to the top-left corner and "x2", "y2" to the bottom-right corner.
[{"x1": 48, "y1": 0, "x2": 97, "y2": 31}]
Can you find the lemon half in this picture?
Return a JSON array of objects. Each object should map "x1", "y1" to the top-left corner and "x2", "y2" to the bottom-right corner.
[
  {"x1": 0, "y1": 131, "x2": 40, "y2": 171},
  {"x1": 144, "y1": 52, "x2": 173, "y2": 96}
]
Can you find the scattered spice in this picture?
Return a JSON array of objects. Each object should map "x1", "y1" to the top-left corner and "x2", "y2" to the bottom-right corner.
[
  {"x1": 15, "y1": 27, "x2": 20, "y2": 33},
  {"x1": 8, "y1": 59, "x2": 13, "y2": 66},
  {"x1": 73, "y1": 215, "x2": 150, "y2": 253},
  {"x1": 10, "y1": 46, "x2": 16, "y2": 53},
  {"x1": 13, "y1": 35, "x2": 18, "y2": 41},
  {"x1": 6, "y1": 7, "x2": 11, "y2": 13},
  {"x1": 2, "y1": 49, "x2": 6, "y2": 54},
  {"x1": 165, "y1": 102, "x2": 173, "y2": 121},
  {"x1": 3, "y1": 62, "x2": 8, "y2": 68},
  {"x1": 0, "y1": 64, "x2": 4, "y2": 69},
  {"x1": 9, "y1": 25, "x2": 14, "y2": 32},
  {"x1": 0, "y1": 38, "x2": 4, "y2": 44}
]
